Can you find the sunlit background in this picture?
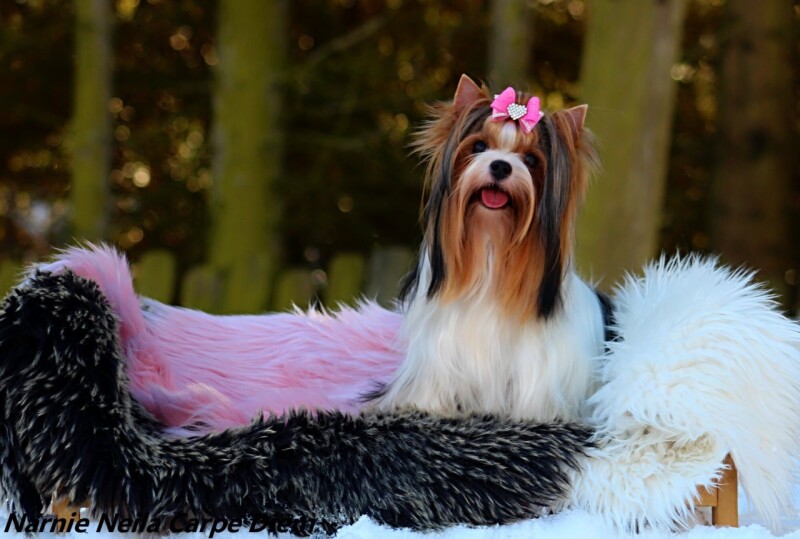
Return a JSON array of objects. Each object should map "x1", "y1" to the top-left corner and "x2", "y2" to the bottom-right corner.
[{"x1": 0, "y1": 0, "x2": 797, "y2": 313}]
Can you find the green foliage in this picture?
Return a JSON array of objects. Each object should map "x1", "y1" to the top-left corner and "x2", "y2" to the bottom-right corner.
[
  {"x1": 661, "y1": 0, "x2": 726, "y2": 256},
  {"x1": 324, "y1": 252, "x2": 366, "y2": 307},
  {"x1": 280, "y1": 1, "x2": 487, "y2": 270},
  {"x1": 222, "y1": 252, "x2": 274, "y2": 314},
  {"x1": 272, "y1": 268, "x2": 313, "y2": 311},
  {"x1": 135, "y1": 249, "x2": 177, "y2": 303},
  {"x1": 0, "y1": 0, "x2": 797, "y2": 310},
  {"x1": 208, "y1": 0, "x2": 284, "y2": 292},
  {"x1": 0, "y1": 0, "x2": 73, "y2": 259},
  {"x1": 110, "y1": 0, "x2": 215, "y2": 271},
  {"x1": 365, "y1": 245, "x2": 414, "y2": 307},
  {"x1": 70, "y1": 0, "x2": 112, "y2": 241},
  {"x1": 180, "y1": 264, "x2": 223, "y2": 312},
  {"x1": 0, "y1": 261, "x2": 21, "y2": 299},
  {"x1": 576, "y1": 0, "x2": 689, "y2": 286}
]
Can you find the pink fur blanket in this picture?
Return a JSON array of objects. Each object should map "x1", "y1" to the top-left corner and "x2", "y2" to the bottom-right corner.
[{"x1": 36, "y1": 245, "x2": 404, "y2": 434}]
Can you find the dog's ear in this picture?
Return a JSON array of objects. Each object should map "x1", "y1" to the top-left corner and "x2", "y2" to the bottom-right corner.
[
  {"x1": 562, "y1": 104, "x2": 588, "y2": 140},
  {"x1": 453, "y1": 74, "x2": 484, "y2": 113}
]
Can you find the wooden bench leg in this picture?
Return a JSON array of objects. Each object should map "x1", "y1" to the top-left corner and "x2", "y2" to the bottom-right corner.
[
  {"x1": 696, "y1": 454, "x2": 738, "y2": 527},
  {"x1": 712, "y1": 454, "x2": 738, "y2": 527},
  {"x1": 51, "y1": 496, "x2": 82, "y2": 520}
]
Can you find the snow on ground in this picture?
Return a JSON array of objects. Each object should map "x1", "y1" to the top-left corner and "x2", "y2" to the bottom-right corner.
[{"x1": 3, "y1": 486, "x2": 800, "y2": 539}]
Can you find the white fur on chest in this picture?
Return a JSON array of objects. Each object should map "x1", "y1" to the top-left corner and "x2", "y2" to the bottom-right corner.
[{"x1": 375, "y1": 270, "x2": 605, "y2": 421}]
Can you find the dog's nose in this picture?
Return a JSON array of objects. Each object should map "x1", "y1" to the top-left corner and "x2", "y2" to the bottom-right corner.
[{"x1": 489, "y1": 160, "x2": 512, "y2": 181}]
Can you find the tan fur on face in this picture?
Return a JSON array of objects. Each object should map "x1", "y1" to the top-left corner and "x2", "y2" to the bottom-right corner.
[
  {"x1": 412, "y1": 79, "x2": 595, "y2": 321},
  {"x1": 436, "y1": 116, "x2": 549, "y2": 320}
]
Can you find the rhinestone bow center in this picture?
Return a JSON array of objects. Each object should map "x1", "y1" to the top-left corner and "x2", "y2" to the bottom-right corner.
[{"x1": 506, "y1": 103, "x2": 527, "y2": 121}]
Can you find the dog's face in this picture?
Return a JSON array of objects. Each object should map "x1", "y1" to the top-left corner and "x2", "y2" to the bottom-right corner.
[
  {"x1": 448, "y1": 114, "x2": 545, "y2": 260},
  {"x1": 403, "y1": 75, "x2": 597, "y2": 322}
]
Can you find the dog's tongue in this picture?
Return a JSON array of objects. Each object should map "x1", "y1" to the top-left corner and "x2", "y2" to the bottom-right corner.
[{"x1": 481, "y1": 189, "x2": 509, "y2": 209}]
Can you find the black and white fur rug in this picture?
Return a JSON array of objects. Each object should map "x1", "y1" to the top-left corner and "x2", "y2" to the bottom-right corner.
[
  {"x1": 1, "y1": 254, "x2": 800, "y2": 535},
  {"x1": 0, "y1": 270, "x2": 590, "y2": 535}
]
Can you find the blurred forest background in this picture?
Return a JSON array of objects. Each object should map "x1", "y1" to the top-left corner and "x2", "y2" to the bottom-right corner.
[{"x1": 0, "y1": 0, "x2": 798, "y2": 313}]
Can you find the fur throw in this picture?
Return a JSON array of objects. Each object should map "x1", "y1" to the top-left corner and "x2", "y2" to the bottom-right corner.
[
  {"x1": 0, "y1": 270, "x2": 591, "y2": 534},
  {"x1": 3, "y1": 247, "x2": 800, "y2": 534},
  {"x1": 572, "y1": 256, "x2": 800, "y2": 531},
  {"x1": 35, "y1": 245, "x2": 405, "y2": 434}
]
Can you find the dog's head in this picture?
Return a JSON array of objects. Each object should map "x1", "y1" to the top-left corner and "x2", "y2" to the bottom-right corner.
[{"x1": 402, "y1": 74, "x2": 597, "y2": 321}]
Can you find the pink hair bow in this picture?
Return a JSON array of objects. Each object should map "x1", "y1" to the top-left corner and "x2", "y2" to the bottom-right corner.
[{"x1": 490, "y1": 87, "x2": 544, "y2": 134}]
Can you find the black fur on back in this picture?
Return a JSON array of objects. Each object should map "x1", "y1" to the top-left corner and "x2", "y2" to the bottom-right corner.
[{"x1": 0, "y1": 271, "x2": 593, "y2": 535}]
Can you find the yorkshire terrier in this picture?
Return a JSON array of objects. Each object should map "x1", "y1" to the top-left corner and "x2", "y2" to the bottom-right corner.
[{"x1": 369, "y1": 75, "x2": 607, "y2": 421}]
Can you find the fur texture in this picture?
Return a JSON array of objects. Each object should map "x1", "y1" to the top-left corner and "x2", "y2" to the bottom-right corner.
[
  {"x1": 572, "y1": 256, "x2": 800, "y2": 532},
  {"x1": 8, "y1": 77, "x2": 800, "y2": 534},
  {"x1": 0, "y1": 270, "x2": 592, "y2": 534},
  {"x1": 36, "y1": 244, "x2": 404, "y2": 433},
  {"x1": 369, "y1": 75, "x2": 605, "y2": 421}
]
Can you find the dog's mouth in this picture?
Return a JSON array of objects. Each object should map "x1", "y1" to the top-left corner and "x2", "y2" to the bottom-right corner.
[{"x1": 477, "y1": 187, "x2": 510, "y2": 210}]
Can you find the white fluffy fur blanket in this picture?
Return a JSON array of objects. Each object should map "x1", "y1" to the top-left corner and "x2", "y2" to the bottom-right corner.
[{"x1": 574, "y1": 256, "x2": 800, "y2": 532}]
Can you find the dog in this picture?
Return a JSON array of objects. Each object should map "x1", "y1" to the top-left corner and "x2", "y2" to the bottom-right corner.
[
  {"x1": 369, "y1": 75, "x2": 607, "y2": 422},
  {"x1": 364, "y1": 76, "x2": 800, "y2": 531}
]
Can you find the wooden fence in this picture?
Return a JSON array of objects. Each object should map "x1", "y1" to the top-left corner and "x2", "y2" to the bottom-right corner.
[{"x1": 0, "y1": 246, "x2": 415, "y2": 313}]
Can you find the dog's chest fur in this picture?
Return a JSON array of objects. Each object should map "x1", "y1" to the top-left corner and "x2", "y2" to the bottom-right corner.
[{"x1": 374, "y1": 265, "x2": 605, "y2": 421}]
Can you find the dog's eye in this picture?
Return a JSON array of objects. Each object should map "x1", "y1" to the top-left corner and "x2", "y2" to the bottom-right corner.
[
  {"x1": 472, "y1": 141, "x2": 487, "y2": 153},
  {"x1": 523, "y1": 153, "x2": 538, "y2": 168}
]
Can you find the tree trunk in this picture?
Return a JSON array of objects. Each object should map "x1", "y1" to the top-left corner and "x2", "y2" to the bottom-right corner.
[
  {"x1": 576, "y1": 0, "x2": 688, "y2": 288},
  {"x1": 209, "y1": 0, "x2": 286, "y2": 312},
  {"x1": 70, "y1": 0, "x2": 112, "y2": 241},
  {"x1": 488, "y1": 0, "x2": 532, "y2": 85},
  {"x1": 710, "y1": 0, "x2": 796, "y2": 308}
]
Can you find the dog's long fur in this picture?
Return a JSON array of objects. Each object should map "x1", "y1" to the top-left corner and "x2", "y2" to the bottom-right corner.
[{"x1": 369, "y1": 76, "x2": 606, "y2": 421}]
